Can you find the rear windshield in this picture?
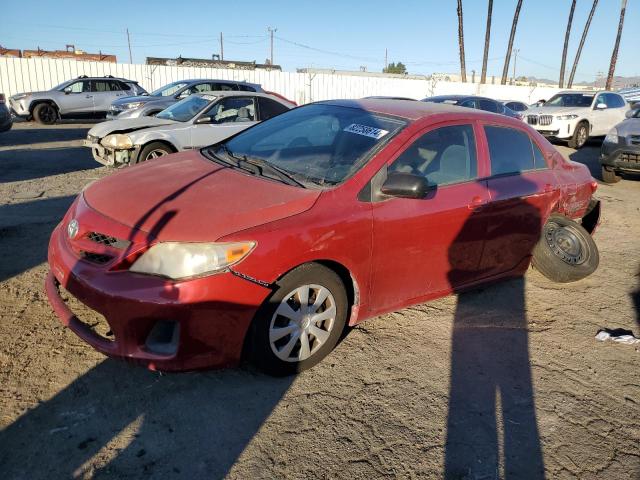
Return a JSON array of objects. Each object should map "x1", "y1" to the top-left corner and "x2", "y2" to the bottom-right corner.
[{"x1": 211, "y1": 104, "x2": 406, "y2": 186}]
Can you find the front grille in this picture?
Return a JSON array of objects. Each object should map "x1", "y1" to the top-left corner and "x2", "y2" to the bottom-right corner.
[
  {"x1": 539, "y1": 115, "x2": 553, "y2": 126},
  {"x1": 619, "y1": 152, "x2": 640, "y2": 164},
  {"x1": 527, "y1": 115, "x2": 538, "y2": 125},
  {"x1": 80, "y1": 251, "x2": 113, "y2": 265},
  {"x1": 86, "y1": 231, "x2": 130, "y2": 249}
]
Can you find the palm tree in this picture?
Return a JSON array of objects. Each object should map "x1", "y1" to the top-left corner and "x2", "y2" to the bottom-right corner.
[
  {"x1": 559, "y1": 0, "x2": 577, "y2": 88},
  {"x1": 606, "y1": 0, "x2": 628, "y2": 90},
  {"x1": 457, "y1": 0, "x2": 467, "y2": 82},
  {"x1": 481, "y1": 0, "x2": 493, "y2": 84},
  {"x1": 501, "y1": 0, "x2": 524, "y2": 85},
  {"x1": 567, "y1": 0, "x2": 599, "y2": 88}
]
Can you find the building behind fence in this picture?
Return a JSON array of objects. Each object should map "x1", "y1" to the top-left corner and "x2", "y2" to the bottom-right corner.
[{"x1": 1, "y1": 56, "x2": 579, "y2": 106}]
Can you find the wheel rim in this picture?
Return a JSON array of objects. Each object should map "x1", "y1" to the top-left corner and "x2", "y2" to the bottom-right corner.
[
  {"x1": 41, "y1": 106, "x2": 55, "y2": 123},
  {"x1": 269, "y1": 284, "x2": 336, "y2": 363},
  {"x1": 576, "y1": 126, "x2": 587, "y2": 147},
  {"x1": 144, "y1": 149, "x2": 168, "y2": 161},
  {"x1": 544, "y1": 222, "x2": 588, "y2": 265}
]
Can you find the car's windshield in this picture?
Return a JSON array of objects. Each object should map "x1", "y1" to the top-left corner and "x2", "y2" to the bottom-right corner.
[
  {"x1": 423, "y1": 97, "x2": 460, "y2": 105},
  {"x1": 150, "y1": 82, "x2": 189, "y2": 97},
  {"x1": 156, "y1": 95, "x2": 211, "y2": 122},
  {"x1": 544, "y1": 93, "x2": 594, "y2": 108},
  {"x1": 210, "y1": 104, "x2": 406, "y2": 186}
]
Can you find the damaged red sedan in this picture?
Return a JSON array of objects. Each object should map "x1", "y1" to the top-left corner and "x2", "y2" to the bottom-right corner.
[{"x1": 46, "y1": 99, "x2": 601, "y2": 375}]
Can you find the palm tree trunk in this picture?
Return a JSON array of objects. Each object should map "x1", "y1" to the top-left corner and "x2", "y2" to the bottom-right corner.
[
  {"x1": 481, "y1": 0, "x2": 493, "y2": 84},
  {"x1": 559, "y1": 0, "x2": 577, "y2": 88},
  {"x1": 457, "y1": 0, "x2": 467, "y2": 82},
  {"x1": 606, "y1": 0, "x2": 627, "y2": 90},
  {"x1": 501, "y1": 0, "x2": 524, "y2": 85},
  {"x1": 567, "y1": 0, "x2": 598, "y2": 88}
]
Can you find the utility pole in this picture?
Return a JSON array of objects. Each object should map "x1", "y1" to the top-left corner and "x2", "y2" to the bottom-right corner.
[
  {"x1": 220, "y1": 32, "x2": 224, "y2": 61},
  {"x1": 384, "y1": 48, "x2": 388, "y2": 72},
  {"x1": 267, "y1": 27, "x2": 277, "y2": 68},
  {"x1": 126, "y1": 28, "x2": 132, "y2": 64},
  {"x1": 512, "y1": 48, "x2": 519, "y2": 84}
]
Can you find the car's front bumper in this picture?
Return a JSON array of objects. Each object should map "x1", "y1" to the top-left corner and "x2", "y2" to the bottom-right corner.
[
  {"x1": 526, "y1": 117, "x2": 578, "y2": 139},
  {"x1": 84, "y1": 139, "x2": 140, "y2": 166},
  {"x1": 46, "y1": 205, "x2": 272, "y2": 371},
  {"x1": 8, "y1": 97, "x2": 29, "y2": 117},
  {"x1": 600, "y1": 140, "x2": 640, "y2": 172}
]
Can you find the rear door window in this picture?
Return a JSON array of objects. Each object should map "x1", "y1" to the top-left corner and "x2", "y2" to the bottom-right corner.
[
  {"x1": 211, "y1": 83, "x2": 236, "y2": 91},
  {"x1": 258, "y1": 97, "x2": 289, "y2": 120},
  {"x1": 478, "y1": 99, "x2": 499, "y2": 113},
  {"x1": 485, "y1": 125, "x2": 543, "y2": 175},
  {"x1": 237, "y1": 84, "x2": 257, "y2": 92},
  {"x1": 389, "y1": 124, "x2": 478, "y2": 187}
]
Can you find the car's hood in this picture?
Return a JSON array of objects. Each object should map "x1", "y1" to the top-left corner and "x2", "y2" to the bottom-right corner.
[
  {"x1": 11, "y1": 90, "x2": 51, "y2": 99},
  {"x1": 526, "y1": 106, "x2": 588, "y2": 116},
  {"x1": 112, "y1": 95, "x2": 164, "y2": 107},
  {"x1": 89, "y1": 117, "x2": 178, "y2": 137},
  {"x1": 615, "y1": 118, "x2": 640, "y2": 136},
  {"x1": 82, "y1": 150, "x2": 321, "y2": 242}
]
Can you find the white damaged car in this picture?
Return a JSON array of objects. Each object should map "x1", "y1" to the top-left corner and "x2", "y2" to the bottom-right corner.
[
  {"x1": 524, "y1": 90, "x2": 628, "y2": 149},
  {"x1": 85, "y1": 91, "x2": 294, "y2": 166}
]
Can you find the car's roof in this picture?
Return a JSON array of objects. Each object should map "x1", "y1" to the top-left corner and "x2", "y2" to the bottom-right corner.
[
  {"x1": 319, "y1": 98, "x2": 505, "y2": 121},
  {"x1": 174, "y1": 78, "x2": 259, "y2": 86},
  {"x1": 193, "y1": 91, "x2": 294, "y2": 104},
  {"x1": 423, "y1": 94, "x2": 498, "y2": 102}
]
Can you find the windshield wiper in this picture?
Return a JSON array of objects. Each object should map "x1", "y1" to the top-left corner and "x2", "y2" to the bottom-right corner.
[{"x1": 237, "y1": 156, "x2": 305, "y2": 188}]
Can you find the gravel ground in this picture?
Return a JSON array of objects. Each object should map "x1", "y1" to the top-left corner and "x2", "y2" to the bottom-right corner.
[{"x1": 0, "y1": 121, "x2": 639, "y2": 480}]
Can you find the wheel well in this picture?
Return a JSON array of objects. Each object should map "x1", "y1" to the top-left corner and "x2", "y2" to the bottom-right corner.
[
  {"x1": 29, "y1": 100, "x2": 59, "y2": 115},
  {"x1": 309, "y1": 260, "x2": 358, "y2": 316},
  {"x1": 141, "y1": 139, "x2": 177, "y2": 153}
]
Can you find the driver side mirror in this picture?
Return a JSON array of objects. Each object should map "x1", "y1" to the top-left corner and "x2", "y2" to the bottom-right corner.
[
  {"x1": 195, "y1": 115, "x2": 212, "y2": 124},
  {"x1": 595, "y1": 103, "x2": 607, "y2": 110},
  {"x1": 381, "y1": 172, "x2": 430, "y2": 199},
  {"x1": 64, "y1": 87, "x2": 72, "y2": 95},
  {"x1": 625, "y1": 109, "x2": 636, "y2": 118}
]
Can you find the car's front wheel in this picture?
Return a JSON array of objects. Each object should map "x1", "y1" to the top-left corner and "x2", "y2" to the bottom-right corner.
[
  {"x1": 601, "y1": 166, "x2": 621, "y2": 184},
  {"x1": 248, "y1": 263, "x2": 348, "y2": 376},
  {"x1": 32, "y1": 103, "x2": 57, "y2": 125},
  {"x1": 532, "y1": 214, "x2": 599, "y2": 283},
  {"x1": 568, "y1": 121, "x2": 589, "y2": 149},
  {"x1": 136, "y1": 142, "x2": 173, "y2": 164}
]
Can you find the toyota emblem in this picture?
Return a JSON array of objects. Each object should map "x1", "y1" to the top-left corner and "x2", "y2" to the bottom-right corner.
[{"x1": 67, "y1": 219, "x2": 79, "y2": 239}]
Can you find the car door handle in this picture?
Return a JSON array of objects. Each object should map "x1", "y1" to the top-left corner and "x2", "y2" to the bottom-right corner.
[
  {"x1": 467, "y1": 196, "x2": 485, "y2": 211},
  {"x1": 85, "y1": 95, "x2": 93, "y2": 98}
]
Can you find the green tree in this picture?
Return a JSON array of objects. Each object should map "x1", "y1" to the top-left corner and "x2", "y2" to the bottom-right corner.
[{"x1": 384, "y1": 62, "x2": 407, "y2": 74}]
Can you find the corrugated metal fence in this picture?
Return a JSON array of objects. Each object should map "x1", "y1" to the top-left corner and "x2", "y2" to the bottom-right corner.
[{"x1": 0, "y1": 57, "x2": 566, "y2": 105}]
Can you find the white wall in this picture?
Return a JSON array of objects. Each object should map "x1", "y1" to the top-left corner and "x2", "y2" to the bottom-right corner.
[{"x1": 0, "y1": 57, "x2": 565, "y2": 105}]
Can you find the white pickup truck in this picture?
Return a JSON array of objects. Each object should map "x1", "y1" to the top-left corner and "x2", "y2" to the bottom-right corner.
[{"x1": 524, "y1": 90, "x2": 628, "y2": 148}]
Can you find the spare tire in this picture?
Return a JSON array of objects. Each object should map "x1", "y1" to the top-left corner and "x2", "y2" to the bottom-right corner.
[{"x1": 532, "y1": 214, "x2": 599, "y2": 283}]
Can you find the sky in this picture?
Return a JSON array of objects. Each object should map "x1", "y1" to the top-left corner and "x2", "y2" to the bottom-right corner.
[{"x1": 2, "y1": 0, "x2": 638, "y2": 83}]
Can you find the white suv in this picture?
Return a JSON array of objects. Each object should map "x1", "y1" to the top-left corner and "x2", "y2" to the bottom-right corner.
[{"x1": 525, "y1": 90, "x2": 628, "y2": 148}]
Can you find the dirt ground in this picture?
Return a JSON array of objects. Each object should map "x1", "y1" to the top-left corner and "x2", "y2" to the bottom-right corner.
[{"x1": 0, "y1": 121, "x2": 639, "y2": 480}]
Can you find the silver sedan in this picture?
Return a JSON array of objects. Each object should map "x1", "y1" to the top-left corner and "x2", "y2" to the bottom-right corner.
[{"x1": 85, "y1": 92, "x2": 295, "y2": 166}]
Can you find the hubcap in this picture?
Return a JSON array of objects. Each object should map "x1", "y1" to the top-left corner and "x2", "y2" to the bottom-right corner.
[
  {"x1": 269, "y1": 284, "x2": 336, "y2": 363},
  {"x1": 545, "y1": 222, "x2": 587, "y2": 265},
  {"x1": 145, "y1": 149, "x2": 168, "y2": 161},
  {"x1": 577, "y1": 126, "x2": 587, "y2": 146}
]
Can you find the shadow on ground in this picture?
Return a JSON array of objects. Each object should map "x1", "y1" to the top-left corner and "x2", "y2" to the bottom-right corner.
[
  {"x1": 0, "y1": 360, "x2": 293, "y2": 479},
  {"x1": 0, "y1": 195, "x2": 75, "y2": 282},
  {"x1": 0, "y1": 146, "x2": 99, "y2": 183}
]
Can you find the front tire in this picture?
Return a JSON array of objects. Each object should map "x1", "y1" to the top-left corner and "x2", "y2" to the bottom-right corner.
[
  {"x1": 135, "y1": 142, "x2": 173, "y2": 164},
  {"x1": 568, "y1": 121, "x2": 589, "y2": 149},
  {"x1": 248, "y1": 263, "x2": 348, "y2": 376},
  {"x1": 601, "y1": 166, "x2": 621, "y2": 184},
  {"x1": 32, "y1": 103, "x2": 57, "y2": 125},
  {"x1": 532, "y1": 214, "x2": 599, "y2": 283}
]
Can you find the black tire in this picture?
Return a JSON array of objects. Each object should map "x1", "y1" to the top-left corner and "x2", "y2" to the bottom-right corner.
[
  {"x1": 532, "y1": 214, "x2": 599, "y2": 283},
  {"x1": 134, "y1": 142, "x2": 173, "y2": 164},
  {"x1": 601, "y1": 166, "x2": 621, "y2": 184},
  {"x1": 248, "y1": 263, "x2": 348, "y2": 376},
  {"x1": 32, "y1": 103, "x2": 58, "y2": 125},
  {"x1": 568, "y1": 121, "x2": 589, "y2": 149}
]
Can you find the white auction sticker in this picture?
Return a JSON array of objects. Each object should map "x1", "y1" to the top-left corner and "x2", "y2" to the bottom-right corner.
[{"x1": 343, "y1": 123, "x2": 389, "y2": 139}]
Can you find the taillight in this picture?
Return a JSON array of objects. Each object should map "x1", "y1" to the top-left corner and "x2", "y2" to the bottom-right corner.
[
  {"x1": 0, "y1": 93, "x2": 5, "y2": 104},
  {"x1": 590, "y1": 180, "x2": 598, "y2": 192}
]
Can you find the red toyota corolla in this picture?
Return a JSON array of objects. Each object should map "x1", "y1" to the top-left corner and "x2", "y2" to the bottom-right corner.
[{"x1": 46, "y1": 100, "x2": 601, "y2": 375}]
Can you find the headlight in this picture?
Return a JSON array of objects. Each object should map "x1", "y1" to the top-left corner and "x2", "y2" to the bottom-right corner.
[
  {"x1": 123, "y1": 102, "x2": 144, "y2": 110},
  {"x1": 130, "y1": 241, "x2": 256, "y2": 280},
  {"x1": 604, "y1": 128, "x2": 618, "y2": 144},
  {"x1": 101, "y1": 134, "x2": 133, "y2": 149},
  {"x1": 555, "y1": 114, "x2": 578, "y2": 120}
]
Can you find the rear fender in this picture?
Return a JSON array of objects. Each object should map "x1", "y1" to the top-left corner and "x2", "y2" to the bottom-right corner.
[{"x1": 580, "y1": 199, "x2": 601, "y2": 235}]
